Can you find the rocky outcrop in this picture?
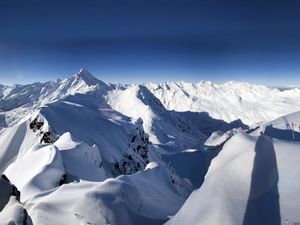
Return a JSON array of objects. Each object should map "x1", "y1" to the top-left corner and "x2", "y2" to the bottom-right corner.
[
  {"x1": 29, "y1": 117, "x2": 57, "y2": 144},
  {"x1": 113, "y1": 118, "x2": 151, "y2": 176}
]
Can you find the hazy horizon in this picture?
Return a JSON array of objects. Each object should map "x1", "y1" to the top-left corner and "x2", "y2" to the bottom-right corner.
[
  {"x1": 0, "y1": 68, "x2": 299, "y2": 90},
  {"x1": 1, "y1": 0, "x2": 300, "y2": 86}
]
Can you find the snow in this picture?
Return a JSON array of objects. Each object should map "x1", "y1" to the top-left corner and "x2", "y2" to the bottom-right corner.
[
  {"x1": 0, "y1": 196, "x2": 29, "y2": 225},
  {"x1": 107, "y1": 85, "x2": 245, "y2": 150},
  {"x1": 4, "y1": 144, "x2": 65, "y2": 202},
  {"x1": 39, "y1": 96, "x2": 131, "y2": 163},
  {"x1": 0, "y1": 69, "x2": 299, "y2": 225},
  {"x1": 147, "y1": 81, "x2": 300, "y2": 125},
  {"x1": 265, "y1": 110, "x2": 300, "y2": 131},
  {"x1": 54, "y1": 132, "x2": 105, "y2": 182},
  {"x1": 0, "y1": 68, "x2": 108, "y2": 128},
  {"x1": 107, "y1": 84, "x2": 207, "y2": 150},
  {"x1": 166, "y1": 132, "x2": 300, "y2": 225},
  {"x1": 204, "y1": 128, "x2": 241, "y2": 147},
  {"x1": 0, "y1": 121, "x2": 39, "y2": 173},
  {"x1": 250, "y1": 110, "x2": 300, "y2": 141},
  {"x1": 1, "y1": 73, "x2": 300, "y2": 129},
  {"x1": 25, "y1": 164, "x2": 187, "y2": 225}
]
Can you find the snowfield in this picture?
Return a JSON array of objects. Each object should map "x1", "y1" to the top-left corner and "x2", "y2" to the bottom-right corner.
[{"x1": 0, "y1": 69, "x2": 299, "y2": 225}]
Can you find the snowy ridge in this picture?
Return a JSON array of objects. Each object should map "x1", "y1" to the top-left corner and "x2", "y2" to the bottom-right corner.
[{"x1": 147, "y1": 81, "x2": 300, "y2": 125}]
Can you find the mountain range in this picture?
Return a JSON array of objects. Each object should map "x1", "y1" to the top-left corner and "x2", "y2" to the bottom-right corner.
[{"x1": 0, "y1": 69, "x2": 299, "y2": 225}]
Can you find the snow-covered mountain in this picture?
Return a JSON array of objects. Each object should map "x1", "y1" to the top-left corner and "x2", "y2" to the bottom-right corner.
[
  {"x1": 0, "y1": 69, "x2": 299, "y2": 225},
  {"x1": 0, "y1": 68, "x2": 107, "y2": 128},
  {"x1": 147, "y1": 81, "x2": 300, "y2": 125}
]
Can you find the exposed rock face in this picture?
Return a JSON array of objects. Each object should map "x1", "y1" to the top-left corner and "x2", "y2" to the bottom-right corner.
[
  {"x1": 29, "y1": 116, "x2": 57, "y2": 144},
  {"x1": 113, "y1": 118, "x2": 151, "y2": 176},
  {"x1": 0, "y1": 175, "x2": 20, "y2": 211}
]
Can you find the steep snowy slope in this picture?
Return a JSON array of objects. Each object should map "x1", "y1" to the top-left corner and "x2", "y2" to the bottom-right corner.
[
  {"x1": 0, "y1": 120, "x2": 39, "y2": 173},
  {"x1": 166, "y1": 131, "x2": 300, "y2": 225},
  {"x1": 107, "y1": 84, "x2": 246, "y2": 151},
  {"x1": 147, "y1": 81, "x2": 300, "y2": 125},
  {"x1": 107, "y1": 85, "x2": 206, "y2": 149}
]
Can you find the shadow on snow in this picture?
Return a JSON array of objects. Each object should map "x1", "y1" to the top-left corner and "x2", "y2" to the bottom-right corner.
[{"x1": 243, "y1": 135, "x2": 281, "y2": 225}]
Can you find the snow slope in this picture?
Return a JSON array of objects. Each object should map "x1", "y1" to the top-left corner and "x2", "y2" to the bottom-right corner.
[
  {"x1": 0, "y1": 120, "x2": 39, "y2": 173},
  {"x1": 166, "y1": 132, "x2": 300, "y2": 225}
]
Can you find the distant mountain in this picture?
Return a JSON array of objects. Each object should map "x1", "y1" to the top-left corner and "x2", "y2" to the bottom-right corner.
[
  {"x1": 0, "y1": 68, "x2": 108, "y2": 127},
  {"x1": 147, "y1": 81, "x2": 300, "y2": 125},
  {"x1": 1, "y1": 69, "x2": 300, "y2": 128}
]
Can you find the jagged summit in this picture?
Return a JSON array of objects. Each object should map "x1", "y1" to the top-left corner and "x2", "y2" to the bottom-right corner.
[
  {"x1": 74, "y1": 68, "x2": 100, "y2": 86},
  {"x1": 77, "y1": 67, "x2": 92, "y2": 77}
]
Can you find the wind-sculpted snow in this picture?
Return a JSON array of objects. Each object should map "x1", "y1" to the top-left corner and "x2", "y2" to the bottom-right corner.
[
  {"x1": 54, "y1": 132, "x2": 105, "y2": 182},
  {"x1": 4, "y1": 145, "x2": 65, "y2": 202},
  {"x1": 25, "y1": 163, "x2": 187, "y2": 225}
]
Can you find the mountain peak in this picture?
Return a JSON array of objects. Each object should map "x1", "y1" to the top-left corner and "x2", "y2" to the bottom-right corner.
[
  {"x1": 75, "y1": 68, "x2": 100, "y2": 86},
  {"x1": 77, "y1": 67, "x2": 95, "y2": 79},
  {"x1": 78, "y1": 67, "x2": 91, "y2": 76}
]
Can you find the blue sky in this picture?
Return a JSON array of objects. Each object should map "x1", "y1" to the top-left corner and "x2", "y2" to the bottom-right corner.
[{"x1": 1, "y1": 0, "x2": 300, "y2": 85}]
